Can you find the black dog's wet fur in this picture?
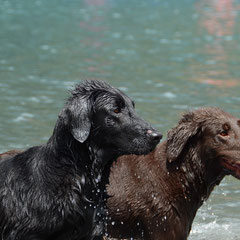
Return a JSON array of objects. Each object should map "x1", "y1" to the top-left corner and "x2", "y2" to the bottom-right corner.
[{"x1": 0, "y1": 80, "x2": 160, "y2": 240}]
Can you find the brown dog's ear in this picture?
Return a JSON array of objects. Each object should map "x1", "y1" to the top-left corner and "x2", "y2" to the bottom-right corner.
[{"x1": 167, "y1": 112, "x2": 200, "y2": 163}]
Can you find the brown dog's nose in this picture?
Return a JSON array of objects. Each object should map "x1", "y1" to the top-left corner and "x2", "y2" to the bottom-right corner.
[{"x1": 147, "y1": 130, "x2": 162, "y2": 143}]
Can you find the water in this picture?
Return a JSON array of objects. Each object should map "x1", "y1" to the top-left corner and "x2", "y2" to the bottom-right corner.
[{"x1": 0, "y1": 0, "x2": 240, "y2": 238}]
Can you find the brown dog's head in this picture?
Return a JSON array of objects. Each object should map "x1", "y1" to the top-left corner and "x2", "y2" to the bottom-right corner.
[{"x1": 167, "y1": 107, "x2": 240, "y2": 180}]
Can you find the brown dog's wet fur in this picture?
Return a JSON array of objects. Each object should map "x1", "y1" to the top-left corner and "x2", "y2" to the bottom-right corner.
[
  {"x1": 0, "y1": 150, "x2": 22, "y2": 161},
  {"x1": 106, "y1": 107, "x2": 240, "y2": 240}
]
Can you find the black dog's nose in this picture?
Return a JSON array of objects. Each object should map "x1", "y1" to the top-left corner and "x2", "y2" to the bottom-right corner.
[{"x1": 147, "y1": 130, "x2": 162, "y2": 143}]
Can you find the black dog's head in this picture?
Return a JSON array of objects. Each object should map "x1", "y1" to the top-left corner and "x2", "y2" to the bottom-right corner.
[
  {"x1": 167, "y1": 107, "x2": 240, "y2": 180},
  {"x1": 62, "y1": 80, "x2": 161, "y2": 156}
]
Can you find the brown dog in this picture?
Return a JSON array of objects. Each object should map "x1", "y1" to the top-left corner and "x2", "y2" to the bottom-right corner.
[{"x1": 106, "y1": 107, "x2": 240, "y2": 240}]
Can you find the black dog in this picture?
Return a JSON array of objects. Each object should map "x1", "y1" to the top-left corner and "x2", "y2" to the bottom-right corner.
[{"x1": 0, "y1": 80, "x2": 161, "y2": 240}]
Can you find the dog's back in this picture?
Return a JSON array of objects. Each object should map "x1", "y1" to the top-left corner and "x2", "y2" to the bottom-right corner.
[
  {"x1": 0, "y1": 144, "x2": 100, "y2": 239},
  {"x1": 0, "y1": 149, "x2": 22, "y2": 161}
]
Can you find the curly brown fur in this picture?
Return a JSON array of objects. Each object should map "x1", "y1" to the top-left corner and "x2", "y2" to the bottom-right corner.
[{"x1": 106, "y1": 107, "x2": 240, "y2": 240}]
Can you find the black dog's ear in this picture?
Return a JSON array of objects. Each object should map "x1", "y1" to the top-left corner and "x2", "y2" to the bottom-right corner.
[
  {"x1": 65, "y1": 97, "x2": 92, "y2": 143},
  {"x1": 167, "y1": 112, "x2": 200, "y2": 163}
]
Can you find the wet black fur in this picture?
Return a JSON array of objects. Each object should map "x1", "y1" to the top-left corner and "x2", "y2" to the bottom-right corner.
[{"x1": 0, "y1": 80, "x2": 161, "y2": 240}]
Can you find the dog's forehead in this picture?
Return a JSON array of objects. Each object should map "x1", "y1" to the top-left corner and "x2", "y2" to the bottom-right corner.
[
  {"x1": 202, "y1": 112, "x2": 238, "y2": 130},
  {"x1": 116, "y1": 89, "x2": 133, "y2": 106},
  {"x1": 216, "y1": 113, "x2": 238, "y2": 125},
  {"x1": 194, "y1": 108, "x2": 236, "y2": 122},
  {"x1": 97, "y1": 88, "x2": 133, "y2": 107}
]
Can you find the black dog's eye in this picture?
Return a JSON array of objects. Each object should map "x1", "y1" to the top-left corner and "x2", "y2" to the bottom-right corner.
[{"x1": 113, "y1": 108, "x2": 121, "y2": 114}]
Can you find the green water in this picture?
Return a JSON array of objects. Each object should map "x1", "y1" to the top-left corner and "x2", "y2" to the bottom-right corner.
[{"x1": 1, "y1": 0, "x2": 240, "y2": 238}]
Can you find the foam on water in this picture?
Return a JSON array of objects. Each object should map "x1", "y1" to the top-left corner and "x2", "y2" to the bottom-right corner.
[
  {"x1": 162, "y1": 92, "x2": 177, "y2": 99},
  {"x1": 13, "y1": 113, "x2": 34, "y2": 122},
  {"x1": 190, "y1": 218, "x2": 239, "y2": 240}
]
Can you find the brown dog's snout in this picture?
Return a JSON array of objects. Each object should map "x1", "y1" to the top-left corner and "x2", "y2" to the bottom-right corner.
[{"x1": 147, "y1": 129, "x2": 162, "y2": 143}]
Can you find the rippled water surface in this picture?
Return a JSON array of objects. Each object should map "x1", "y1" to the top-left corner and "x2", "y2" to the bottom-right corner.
[{"x1": 1, "y1": 0, "x2": 240, "y2": 239}]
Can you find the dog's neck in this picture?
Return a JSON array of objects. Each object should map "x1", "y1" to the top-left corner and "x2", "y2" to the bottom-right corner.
[
  {"x1": 85, "y1": 140, "x2": 118, "y2": 187},
  {"x1": 47, "y1": 118, "x2": 117, "y2": 200},
  {"x1": 167, "y1": 141, "x2": 225, "y2": 228}
]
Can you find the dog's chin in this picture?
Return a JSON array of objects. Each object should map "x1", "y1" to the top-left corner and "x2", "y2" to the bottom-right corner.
[
  {"x1": 123, "y1": 146, "x2": 155, "y2": 156},
  {"x1": 221, "y1": 158, "x2": 240, "y2": 180},
  {"x1": 136, "y1": 147, "x2": 155, "y2": 156}
]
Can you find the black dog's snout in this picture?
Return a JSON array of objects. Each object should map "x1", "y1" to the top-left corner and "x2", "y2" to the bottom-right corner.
[{"x1": 147, "y1": 130, "x2": 162, "y2": 143}]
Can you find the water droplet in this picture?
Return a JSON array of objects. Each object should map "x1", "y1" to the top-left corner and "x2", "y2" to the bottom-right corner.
[
  {"x1": 81, "y1": 175, "x2": 85, "y2": 185},
  {"x1": 40, "y1": 45, "x2": 50, "y2": 50},
  {"x1": 182, "y1": 166, "x2": 187, "y2": 172},
  {"x1": 112, "y1": 12, "x2": 121, "y2": 18}
]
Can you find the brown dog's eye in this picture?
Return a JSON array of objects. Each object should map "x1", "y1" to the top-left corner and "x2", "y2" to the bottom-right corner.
[
  {"x1": 237, "y1": 120, "x2": 240, "y2": 127},
  {"x1": 220, "y1": 123, "x2": 230, "y2": 137},
  {"x1": 220, "y1": 131, "x2": 228, "y2": 137}
]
